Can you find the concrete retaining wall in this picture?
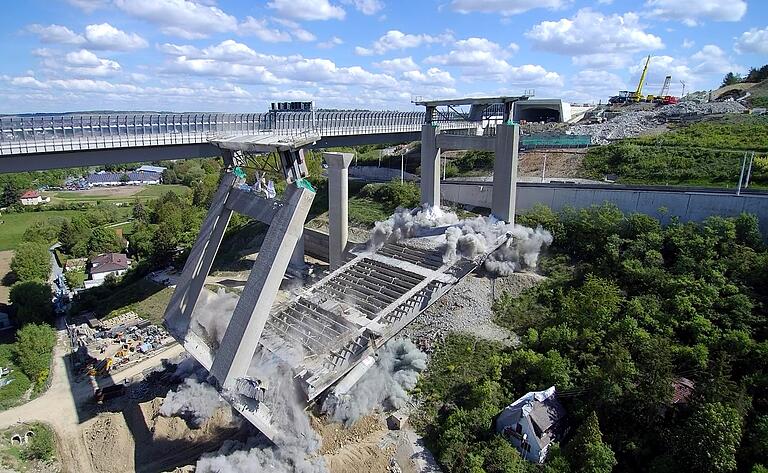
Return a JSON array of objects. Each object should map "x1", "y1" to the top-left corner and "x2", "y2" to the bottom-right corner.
[
  {"x1": 348, "y1": 165, "x2": 418, "y2": 182},
  {"x1": 441, "y1": 181, "x2": 768, "y2": 235}
]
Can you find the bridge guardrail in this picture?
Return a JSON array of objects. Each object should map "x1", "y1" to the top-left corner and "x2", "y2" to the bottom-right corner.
[{"x1": 0, "y1": 111, "x2": 483, "y2": 156}]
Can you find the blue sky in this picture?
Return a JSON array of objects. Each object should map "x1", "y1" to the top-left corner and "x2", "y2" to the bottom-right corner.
[{"x1": 0, "y1": 0, "x2": 766, "y2": 113}]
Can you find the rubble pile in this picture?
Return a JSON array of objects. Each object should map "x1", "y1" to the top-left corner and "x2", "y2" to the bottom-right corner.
[
  {"x1": 568, "y1": 100, "x2": 747, "y2": 144},
  {"x1": 656, "y1": 100, "x2": 747, "y2": 117}
]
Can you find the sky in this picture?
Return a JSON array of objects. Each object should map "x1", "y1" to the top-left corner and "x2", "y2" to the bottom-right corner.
[{"x1": 0, "y1": 0, "x2": 766, "y2": 113}]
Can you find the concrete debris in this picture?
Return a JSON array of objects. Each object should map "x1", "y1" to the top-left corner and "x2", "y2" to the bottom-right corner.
[{"x1": 567, "y1": 100, "x2": 747, "y2": 144}]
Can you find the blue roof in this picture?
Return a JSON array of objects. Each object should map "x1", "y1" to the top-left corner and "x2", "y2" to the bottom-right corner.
[{"x1": 86, "y1": 172, "x2": 161, "y2": 184}]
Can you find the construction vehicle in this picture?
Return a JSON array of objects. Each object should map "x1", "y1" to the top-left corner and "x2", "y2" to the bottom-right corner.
[
  {"x1": 609, "y1": 55, "x2": 652, "y2": 104},
  {"x1": 650, "y1": 76, "x2": 679, "y2": 104},
  {"x1": 88, "y1": 357, "x2": 113, "y2": 376},
  {"x1": 94, "y1": 383, "x2": 125, "y2": 403}
]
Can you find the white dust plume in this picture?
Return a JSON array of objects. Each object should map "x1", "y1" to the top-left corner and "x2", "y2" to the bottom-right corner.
[
  {"x1": 196, "y1": 348, "x2": 327, "y2": 473},
  {"x1": 159, "y1": 377, "x2": 226, "y2": 427},
  {"x1": 369, "y1": 205, "x2": 552, "y2": 275},
  {"x1": 322, "y1": 338, "x2": 427, "y2": 425}
]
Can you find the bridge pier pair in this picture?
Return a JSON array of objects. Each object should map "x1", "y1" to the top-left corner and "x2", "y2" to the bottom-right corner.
[{"x1": 420, "y1": 122, "x2": 520, "y2": 224}]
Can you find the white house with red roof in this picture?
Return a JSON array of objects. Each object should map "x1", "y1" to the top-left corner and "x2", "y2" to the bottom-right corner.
[
  {"x1": 85, "y1": 253, "x2": 131, "y2": 288},
  {"x1": 19, "y1": 190, "x2": 50, "y2": 206}
]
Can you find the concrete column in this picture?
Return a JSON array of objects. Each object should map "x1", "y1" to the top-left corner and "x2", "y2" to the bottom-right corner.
[
  {"x1": 210, "y1": 184, "x2": 315, "y2": 388},
  {"x1": 324, "y1": 152, "x2": 354, "y2": 270},
  {"x1": 420, "y1": 124, "x2": 441, "y2": 207},
  {"x1": 491, "y1": 123, "x2": 519, "y2": 224}
]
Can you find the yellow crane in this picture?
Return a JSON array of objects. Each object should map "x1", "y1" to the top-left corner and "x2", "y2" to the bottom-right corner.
[
  {"x1": 609, "y1": 55, "x2": 652, "y2": 104},
  {"x1": 631, "y1": 55, "x2": 651, "y2": 102}
]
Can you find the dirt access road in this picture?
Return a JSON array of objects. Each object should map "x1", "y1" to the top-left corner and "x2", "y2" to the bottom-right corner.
[{"x1": 0, "y1": 317, "x2": 185, "y2": 473}]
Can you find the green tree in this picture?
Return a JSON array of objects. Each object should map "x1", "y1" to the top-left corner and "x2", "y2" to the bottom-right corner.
[
  {"x1": 119, "y1": 173, "x2": 130, "y2": 184},
  {"x1": 14, "y1": 323, "x2": 56, "y2": 387},
  {"x1": 721, "y1": 72, "x2": 742, "y2": 87},
  {"x1": 59, "y1": 215, "x2": 92, "y2": 257},
  {"x1": 88, "y1": 227, "x2": 123, "y2": 254},
  {"x1": 484, "y1": 436, "x2": 529, "y2": 473},
  {"x1": 673, "y1": 402, "x2": 742, "y2": 473},
  {"x1": 10, "y1": 242, "x2": 51, "y2": 282},
  {"x1": 566, "y1": 412, "x2": 617, "y2": 473},
  {"x1": 9, "y1": 281, "x2": 53, "y2": 325},
  {"x1": 22, "y1": 219, "x2": 64, "y2": 244},
  {"x1": 132, "y1": 200, "x2": 148, "y2": 223},
  {"x1": 1, "y1": 182, "x2": 21, "y2": 207},
  {"x1": 64, "y1": 269, "x2": 86, "y2": 289}
]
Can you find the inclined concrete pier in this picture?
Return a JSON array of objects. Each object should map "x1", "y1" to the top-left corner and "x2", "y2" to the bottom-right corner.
[
  {"x1": 420, "y1": 124, "x2": 441, "y2": 207},
  {"x1": 325, "y1": 152, "x2": 354, "y2": 270}
]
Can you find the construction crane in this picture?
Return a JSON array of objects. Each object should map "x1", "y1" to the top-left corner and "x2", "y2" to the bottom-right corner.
[{"x1": 609, "y1": 55, "x2": 652, "y2": 104}]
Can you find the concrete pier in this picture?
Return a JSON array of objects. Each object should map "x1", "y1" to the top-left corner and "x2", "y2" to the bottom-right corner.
[
  {"x1": 209, "y1": 184, "x2": 315, "y2": 388},
  {"x1": 420, "y1": 124, "x2": 441, "y2": 207},
  {"x1": 325, "y1": 152, "x2": 354, "y2": 270},
  {"x1": 491, "y1": 123, "x2": 519, "y2": 223}
]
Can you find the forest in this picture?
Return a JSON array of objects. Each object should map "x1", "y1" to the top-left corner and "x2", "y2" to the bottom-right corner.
[{"x1": 417, "y1": 204, "x2": 768, "y2": 473}]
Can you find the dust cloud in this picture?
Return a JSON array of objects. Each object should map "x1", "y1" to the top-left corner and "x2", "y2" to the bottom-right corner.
[{"x1": 322, "y1": 338, "x2": 427, "y2": 425}]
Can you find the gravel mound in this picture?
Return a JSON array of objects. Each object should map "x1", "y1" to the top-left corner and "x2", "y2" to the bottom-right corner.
[
  {"x1": 404, "y1": 271, "x2": 545, "y2": 352},
  {"x1": 567, "y1": 100, "x2": 747, "y2": 144}
]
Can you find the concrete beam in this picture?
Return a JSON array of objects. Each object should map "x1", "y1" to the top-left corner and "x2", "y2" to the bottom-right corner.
[
  {"x1": 435, "y1": 134, "x2": 495, "y2": 151},
  {"x1": 224, "y1": 187, "x2": 283, "y2": 224},
  {"x1": 209, "y1": 183, "x2": 315, "y2": 388},
  {"x1": 491, "y1": 123, "x2": 519, "y2": 223},
  {"x1": 0, "y1": 143, "x2": 221, "y2": 173},
  {"x1": 420, "y1": 124, "x2": 441, "y2": 207},
  {"x1": 325, "y1": 152, "x2": 354, "y2": 270},
  {"x1": 164, "y1": 172, "x2": 236, "y2": 335}
]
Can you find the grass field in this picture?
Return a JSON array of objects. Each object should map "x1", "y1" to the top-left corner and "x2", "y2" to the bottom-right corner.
[
  {"x1": 45, "y1": 184, "x2": 189, "y2": 205},
  {"x1": 109, "y1": 286, "x2": 174, "y2": 325}
]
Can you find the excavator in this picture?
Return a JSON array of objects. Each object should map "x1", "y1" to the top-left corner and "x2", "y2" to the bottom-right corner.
[{"x1": 609, "y1": 55, "x2": 651, "y2": 104}]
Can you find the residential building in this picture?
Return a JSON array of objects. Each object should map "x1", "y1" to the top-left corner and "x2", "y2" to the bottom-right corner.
[
  {"x1": 19, "y1": 190, "x2": 50, "y2": 206},
  {"x1": 496, "y1": 386, "x2": 568, "y2": 464},
  {"x1": 85, "y1": 253, "x2": 130, "y2": 288}
]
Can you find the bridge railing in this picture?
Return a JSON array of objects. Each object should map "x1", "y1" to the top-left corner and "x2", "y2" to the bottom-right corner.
[{"x1": 0, "y1": 111, "x2": 482, "y2": 156}]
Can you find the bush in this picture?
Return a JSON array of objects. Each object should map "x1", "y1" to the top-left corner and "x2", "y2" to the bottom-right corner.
[
  {"x1": 10, "y1": 243, "x2": 50, "y2": 282},
  {"x1": 359, "y1": 180, "x2": 420, "y2": 211},
  {"x1": 24, "y1": 424, "x2": 55, "y2": 461},
  {"x1": 13, "y1": 324, "x2": 56, "y2": 389}
]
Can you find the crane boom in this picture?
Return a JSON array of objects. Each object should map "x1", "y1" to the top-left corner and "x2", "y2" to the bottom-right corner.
[
  {"x1": 658, "y1": 75, "x2": 671, "y2": 97},
  {"x1": 634, "y1": 55, "x2": 651, "y2": 101}
]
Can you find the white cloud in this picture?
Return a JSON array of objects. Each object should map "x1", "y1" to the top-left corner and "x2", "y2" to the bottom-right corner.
[
  {"x1": 272, "y1": 18, "x2": 317, "y2": 42},
  {"x1": 403, "y1": 68, "x2": 454, "y2": 85},
  {"x1": 565, "y1": 69, "x2": 626, "y2": 102},
  {"x1": 374, "y1": 56, "x2": 419, "y2": 72},
  {"x1": 356, "y1": 30, "x2": 453, "y2": 55},
  {"x1": 239, "y1": 17, "x2": 292, "y2": 42},
  {"x1": 29, "y1": 23, "x2": 147, "y2": 51},
  {"x1": 644, "y1": 0, "x2": 747, "y2": 25},
  {"x1": 84, "y1": 23, "x2": 148, "y2": 50},
  {"x1": 317, "y1": 36, "x2": 344, "y2": 49},
  {"x1": 690, "y1": 45, "x2": 741, "y2": 74},
  {"x1": 450, "y1": 0, "x2": 570, "y2": 16},
  {"x1": 425, "y1": 37, "x2": 516, "y2": 74},
  {"x1": 267, "y1": 0, "x2": 346, "y2": 21},
  {"x1": 343, "y1": 0, "x2": 384, "y2": 15},
  {"x1": 682, "y1": 39, "x2": 695, "y2": 49},
  {"x1": 114, "y1": 0, "x2": 237, "y2": 39},
  {"x1": 61, "y1": 49, "x2": 122, "y2": 76},
  {"x1": 735, "y1": 26, "x2": 768, "y2": 55},
  {"x1": 526, "y1": 9, "x2": 664, "y2": 56},
  {"x1": 27, "y1": 24, "x2": 85, "y2": 45},
  {"x1": 65, "y1": 0, "x2": 108, "y2": 12},
  {"x1": 628, "y1": 55, "x2": 696, "y2": 92}
]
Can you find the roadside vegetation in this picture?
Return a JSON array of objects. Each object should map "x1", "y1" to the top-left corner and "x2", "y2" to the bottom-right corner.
[
  {"x1": 583, "y1": 116, "x2": 768, "y2": 188},
  {"x1": 418, "y1": 204, "x2": 768, "y2": 473},
  {"x1": 0, "y1": 422, "x2": 56, "y2": 470}
]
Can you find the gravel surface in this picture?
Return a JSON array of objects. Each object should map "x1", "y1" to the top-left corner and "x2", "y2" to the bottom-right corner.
[
  {"x1": 567, "y1": 100, "x2": 747, "y2": 144},
  {"x1": 404, "y1": 271, "x2": 545, "y2": 352}
]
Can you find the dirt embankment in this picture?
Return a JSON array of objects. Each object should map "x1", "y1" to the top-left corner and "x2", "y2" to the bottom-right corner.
[
  {"x1": 518, "y1": 149, "x2": 588, "y2": 178},
  {"x1": 81, "y1": 399, "x2": 243, "y2": 473}
]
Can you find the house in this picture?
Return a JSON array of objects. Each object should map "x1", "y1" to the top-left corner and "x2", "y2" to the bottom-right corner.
[
  {"x1": 19, "y1": 190, "x2": 50, "y2": 206},
  {"x1": 496, "y1": 386, "x2": 568, "y2": 464},
  {"x1": 85, "y1": 253, "x2": 130, "y2": 288},
  {"x1": 671, "y1": 377, "x2": 695, "y2": 405}
]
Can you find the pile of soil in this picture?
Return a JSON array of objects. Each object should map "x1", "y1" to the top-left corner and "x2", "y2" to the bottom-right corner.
[{"x1": 314, "y1": 415, "x2": 399, "y2": 473}]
